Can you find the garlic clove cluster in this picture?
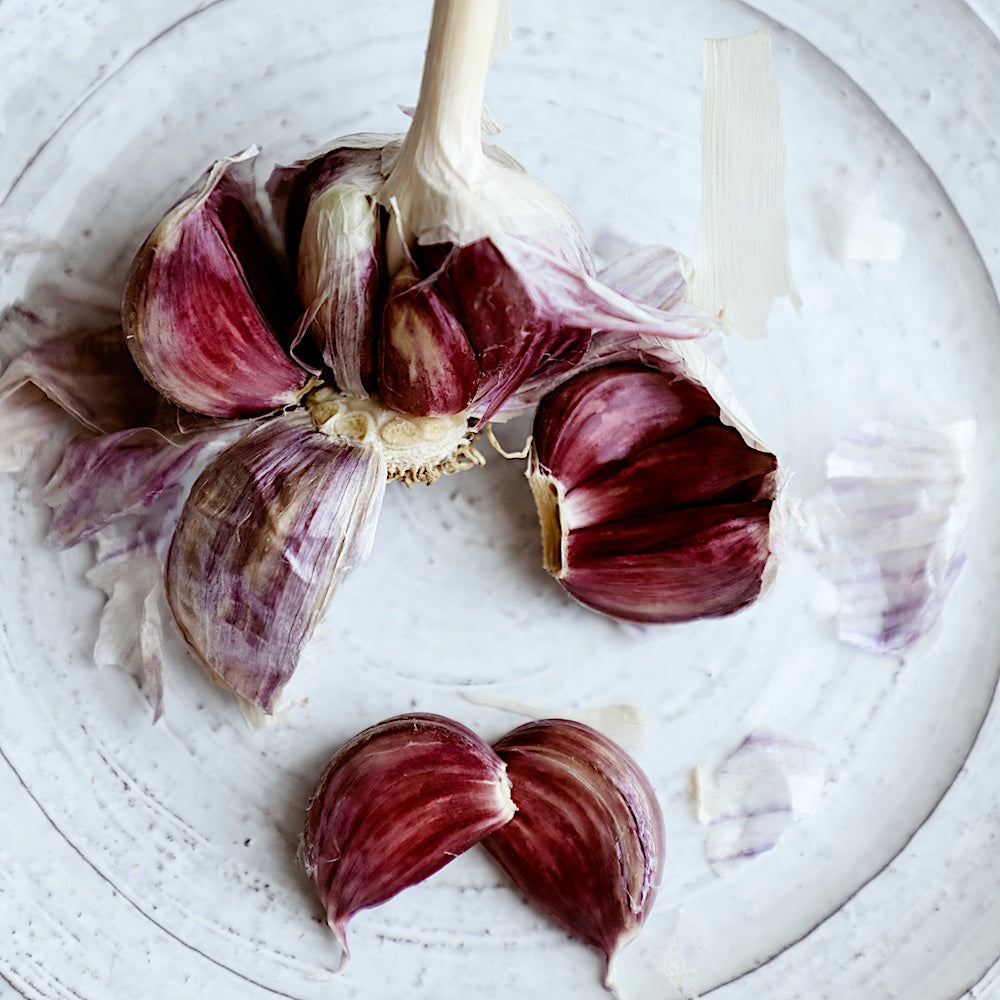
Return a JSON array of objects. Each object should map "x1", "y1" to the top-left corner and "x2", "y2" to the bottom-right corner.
[
  {"x1": 302, "y1": 713, "x2": 663, "y2": 986},
  {"x1": 483, "y1": 719, "x2": 664, "y2": 989},
  {"x1": 122, "y1": 148, "x2": 312, "y2": 418},
  {"x1": 528, "y1": 348, "x2": 781, "y2": 623},
  {"x1": 166, "y1": 410, "x2": 386, "y2": 713},
  {"x1": 301, "y1": 713, "x2": 516, "y2": 964}
]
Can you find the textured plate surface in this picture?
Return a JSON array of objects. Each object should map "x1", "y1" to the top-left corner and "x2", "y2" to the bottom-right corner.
[{"x1": 2, "y1": 1, "x2": 1000, "y2": 998}]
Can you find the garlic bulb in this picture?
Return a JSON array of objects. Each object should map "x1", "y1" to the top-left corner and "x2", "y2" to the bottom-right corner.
[
  {"x1": 527, "y1": 340, "x2": 783, "y2": 623},
  {"x1": 301, "y1": 713, "x2": 516, "y2": 965},
  {"x1": 269, "y1": 0, "x2": 706, "y2": 422},
  {"x1": 483, "y1": 719, "x2": 665, "y2": 988}
]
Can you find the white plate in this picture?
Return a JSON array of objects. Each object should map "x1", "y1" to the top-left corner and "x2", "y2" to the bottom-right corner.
[{"x1": 3, "y1": 1, "x2": 1000, "y2": 997}]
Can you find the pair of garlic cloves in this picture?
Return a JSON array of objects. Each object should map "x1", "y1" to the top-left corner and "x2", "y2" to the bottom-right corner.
[{"x1": 302, "y1": 713, "x2": 664, "y2": 987}]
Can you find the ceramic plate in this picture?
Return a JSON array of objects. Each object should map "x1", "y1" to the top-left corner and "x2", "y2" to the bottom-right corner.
[{"x1": 2, "y1": 1, "x2": 1000, "y2": 997}]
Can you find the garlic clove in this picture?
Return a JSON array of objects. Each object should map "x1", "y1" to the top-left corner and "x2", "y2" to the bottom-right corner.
[
  {"x1": 483, "y1": 718, "x2": 664, "y2": 989},
  {"x1": 122, "y1": 147, "x2": 311, "y2": 418},
  {"x1": 528, "y1": 358, "x2": 781, "y2": 623},
  {"x1": 267, "y1": 141, "x2": 390, "y2": 395},
  {"x1": 302, "y1": 712, "x2": 516, "y2": 964},
  {"x1": 378, "y1": 258, "x2": 481, "y2": 415},
  {"x1": 165, "y1": 409, "x2": 386, "y2": 712}
]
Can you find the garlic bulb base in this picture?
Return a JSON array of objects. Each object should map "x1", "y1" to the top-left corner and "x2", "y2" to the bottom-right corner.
[{"x1": 307, "y1": 386, "x2": 483, "y2": 486}]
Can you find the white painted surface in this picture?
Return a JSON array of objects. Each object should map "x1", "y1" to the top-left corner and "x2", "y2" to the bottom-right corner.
[{"x1": 2, "y1": 1, "x2": 999, "y2": 997}]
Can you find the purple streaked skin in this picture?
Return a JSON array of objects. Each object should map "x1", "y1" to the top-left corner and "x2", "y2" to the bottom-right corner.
[
  {"x1": 0, "y1": 325, "x2": 165, "y2": 434},
  {"x1": 165, "y1": 410, "x2": 386, "y2": 713},
  {"x1": 302, "y1": 713, "x2": 515, "y2": 965},
  {"x1": 531, "y1": 362, "x2": 779, "y2": 624},
  {"x1": 483, "y1": 719, "x2": 664, "y2": 987},
  {"x1": 122, "y1": 152, "x2": 310, "y2": 419}
]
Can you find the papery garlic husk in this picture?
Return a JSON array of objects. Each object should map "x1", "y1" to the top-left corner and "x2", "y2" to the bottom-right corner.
[
  {"x1": 482, "y1": 719, "x2": 664, "y2": 988},
  {"x1": 166, "y1": 409, "x2": 386, "y2": 713},
  {"x1": 528, "y1": 341, "x2": 782, "y2": 623},
  {"x1": 271, "y1": 0, "x2": 707, "y2": 421},
  {"x1": 302, "y1": 713, "x2": 516, "y2": 964},
  {"x1": 0, "y1": 325, "x2": 167, "y2": 436},
  {"x1": 267, "y1": 140, "x2": 389, "y2": 395},
  {"x1": 122, "y1": 147, "x2": 312, "y2": 418}
]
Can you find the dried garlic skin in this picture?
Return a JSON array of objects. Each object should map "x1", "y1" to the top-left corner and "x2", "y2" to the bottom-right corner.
[
  {"x1": 166, "y1": 410, "x2": 386, "y2": 713},
  {"x1": 122, "y1": 148, "x2": 310, "y2": 418},
  {"x1": 267, "y1": 140, "x2": 388, "y2": 395},
  {"x1": 529, "y1": 360, "x2": 780, "y2": 623},
  {"x1": 302, "y1": 713, "x2": 516, "y2": 964},
  {"x1": 483, "y1": 719, "x2": 664, "y2": 987}
]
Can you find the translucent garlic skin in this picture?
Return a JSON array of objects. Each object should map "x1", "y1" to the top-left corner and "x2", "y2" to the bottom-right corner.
[
  {"x1": 267, "y1": 140, "x2": 389, "y2": 395},
  {"x1": 302, "y1": 713, "x2": 516, "y2": 966},
  {"x1": 529, "y1": 357, "x2": 780, "y2": 623},
  {"x1": 166, "y1": 410, "x2": 386, "y2": 713},
  {"x1": 483, "y1": 719, "x2": 664, "y2": 988},
  {"x1": 123, "y1": 148, "x2": 312, "y2": 418}
]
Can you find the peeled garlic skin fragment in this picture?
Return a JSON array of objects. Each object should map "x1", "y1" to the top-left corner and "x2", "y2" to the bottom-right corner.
[
  {"x1": 123, "y1": 149, "x2": 308, "y2": 418},
  {"x1": 302, "y1": 713, "x2": 516, "y2": 961},
  {"x1": 530, "y1": 363, "x2": 778, "y2": 623},
  {"x1": 483, "y1": 719, "x2": 664, "y2": 985},
  {"x1": 165, "y1": 410, "x2": 386, "y2": 712}
]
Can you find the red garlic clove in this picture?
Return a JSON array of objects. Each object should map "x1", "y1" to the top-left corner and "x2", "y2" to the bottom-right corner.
[
  {"x1": 302, "y1": 713, "x2": 517, "y2": 965},
  {"x1": 483, "y1": 718, "x2": 665, "y2": 989},
  {"x1": 528, "y1": 360, "x2": 781, "y2": 623},
  {"x1": 378, "y1": 258, "x2": 481, "y2": 415},
  {"x1": 122, "y1": 148, "x2": 311, "y2": 418}
]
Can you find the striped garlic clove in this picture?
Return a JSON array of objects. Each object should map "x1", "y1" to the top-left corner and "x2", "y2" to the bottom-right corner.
[
  {"x1": 122, "y1": 147, "x2": 310, "y2": 418},
  {"x1": 302, "y1": 713, "x2": 516, "y2": 965},
  {"x1": 378, "y1": 257, "x2": 480, "y2": 415},
  {"x1": 267, "y1": 141, "x2": 388, "y2": 395},
  {"x1": 483, "y1": 719, "x2": 665, "y2": 989},
  {"x1": 165, "y1": 410, "x2": 386, "y2": 713},
  {"x1": 528, "y1": 358, "x2": 781, "y2": 623}
]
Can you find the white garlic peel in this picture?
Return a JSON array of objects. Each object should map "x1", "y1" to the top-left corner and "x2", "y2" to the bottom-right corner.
[
  {"x1": 690, "y1": 29, "x2": 801, "y2": 339},
  {"x1": 799, "y1": 419, "x2": 975, "y2": 655},
  {"x1": 691, "y1": 732, "x2": 824, "y2": 875}
]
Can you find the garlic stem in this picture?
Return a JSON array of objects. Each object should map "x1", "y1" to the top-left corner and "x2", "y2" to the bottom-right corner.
[
  {"x1": 408, "y1": 0, "x2": 498, "y2": 177},
  {"x1": 381, "y1": 0, "x2": 502, "y2": 261}
]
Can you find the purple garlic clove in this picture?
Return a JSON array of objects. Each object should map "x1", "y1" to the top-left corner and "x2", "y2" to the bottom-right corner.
[
  {"x1": 378, "y1": 258, "x2": 480, "y2": 415},
  {"x1": 483, "y1": 719, "x2": 665, "y2": 989},
  {"x1": 528, "y1": 358, "x2": 781, "y2": 623},
  {"x1": 302, "y1": 713, "x2": 516, "y2": 965},
  {"x1": 165, "y1": 410, "x2": 386, "y2": 713},
  {"x1": 122, "y1": 147, "x2": 311, "y2": 418}
]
